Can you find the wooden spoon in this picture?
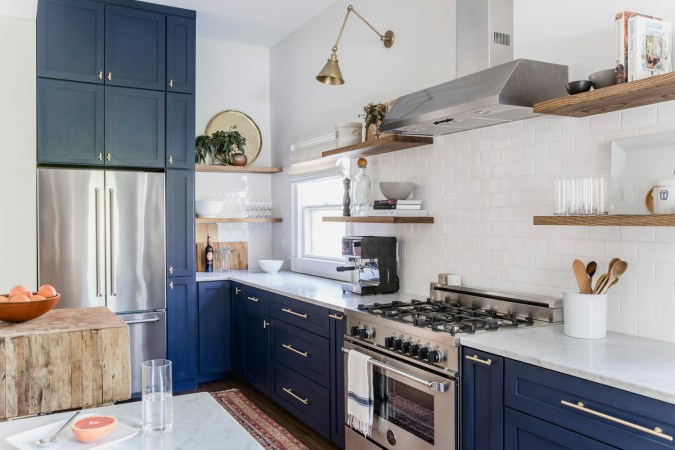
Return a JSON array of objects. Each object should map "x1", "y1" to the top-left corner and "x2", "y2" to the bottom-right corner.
[
  {"x1": 599, "y1": 261, "x2": 628, "y2": 295},
  {"x1": 593, "y1": 273, "x2": 607, "y2": 294},
  {"x1": 572, "y1": 259, "x2": 591, "y2": 294},
  {"x1": 586, "y1": 261, "x2": 597, "y2": 287},
  {"x1": 595, "y1": 258, "x2": 621, "y2": 294}
]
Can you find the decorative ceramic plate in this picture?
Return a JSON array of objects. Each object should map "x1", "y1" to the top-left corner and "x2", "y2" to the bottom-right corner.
[{"x1": 205, "y1": 110, "x2": 262, "y2": 165}]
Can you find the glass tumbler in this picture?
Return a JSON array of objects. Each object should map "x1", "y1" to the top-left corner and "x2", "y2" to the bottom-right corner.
[{"x1": 142, "y1": 359, "x2": 173, "y2": 432}]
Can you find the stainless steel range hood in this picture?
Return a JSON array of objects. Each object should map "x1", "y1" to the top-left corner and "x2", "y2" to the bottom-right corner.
[{"x1": 379, "y1": 0, "x2": 568, "y2": 136}]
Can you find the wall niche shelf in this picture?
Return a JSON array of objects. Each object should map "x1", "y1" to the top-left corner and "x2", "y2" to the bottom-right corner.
[
  {"x1": 323, "y1": 216, "x2": 434, "y2": 224},
  {"x1": 321, "y1": 134, "x2": 433, "y2": 159},
  {"x1": 195, "y1": 217, "x2": 282, "y2": 224},
  {"x1": 534, "y1": 215, "x2": 675, "y2": 226},
  {"x1": 195, "y1": 165, "x2": 282, "y2": 174},
  {"x1": 533, "y1": 72, "x2": 675, "y2": 118}
]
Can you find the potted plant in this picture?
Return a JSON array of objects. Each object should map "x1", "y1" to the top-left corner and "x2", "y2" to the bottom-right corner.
[
  {"x1": 195, "y1": 126, "x2": 247, "y2": 166},
  {"x1": 360, "y1": 102, "x2": 388, "y2": 142}
]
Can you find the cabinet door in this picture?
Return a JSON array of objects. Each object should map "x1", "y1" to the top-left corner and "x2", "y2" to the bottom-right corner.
[
  {"x1": 105, "y1": 86, "x2": 165, "y2": 168},
  {"x1": 105, "y1": 5, "x2": 166, "y2": 90},
  {"x1": 166, "y1": 170, "x2": 195, "y2": 277},
  {"x1": 37, "y1": 0, "x2": 104, "y2": 83},
  {"x1": 166, "y1": 15, "x2": 195, "y2": 94},
  {"x1": 37, "y1": 78, "x2": 104, "y2": 165},
  {"x1": 462, "y1": 347, "x2": 504, "y2": 450},
  {"x1": 198, "y1": 281, "x2": 231, "y2": 381},
  {"x1": 329, "y1": 310, "x2": 346, "y2": 449},
  {"x1": 505, "y1": 408, "x2": 617, "y2": 450},
  {"x1": 166, "y1": 276, "x2": 197, "y2": 392},
  {"x1": 166, "y1": 93, "x2": 195, "y2": 169},
  {"x1": 243, "y1": 308, "x2": 270, "y2": 396},
  {"x1": 231, "y1": 283, "x2": 245, "y2": 374}
]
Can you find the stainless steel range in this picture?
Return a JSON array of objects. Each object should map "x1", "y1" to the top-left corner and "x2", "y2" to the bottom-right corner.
[{"x1": 344, "y1": 283, "x2": 562, "y2": 450}]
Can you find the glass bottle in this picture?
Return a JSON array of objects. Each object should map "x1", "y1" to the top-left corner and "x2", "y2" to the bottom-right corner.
[{"x1": 350, "y1": 158, "x2": 372, "y2": 217}]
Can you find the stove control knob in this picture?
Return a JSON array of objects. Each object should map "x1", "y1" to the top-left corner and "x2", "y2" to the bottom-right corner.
[
  {"x1": 350, "y1": 325, "x2": 361, "y2": 337},
  {"x1": 409, "y1": 343, "x2": 420, "y2": 357},
  {"x1": 401, "y1": 340, "x2": 412, "y2": 354},
  {"x1": 419, "y1": 346, "x2": 430, "y2": 360},
  {"x1": 366, "y1": 327, "x2": 375, "y2": 338},
  {"x1": 393, "y1": 337, "x2": 403, "y2": 351},
  {"x1": 358, "y1": 327, "x2": 374, "y2": 339},
  {"x1": 428, "y1": 348, "x2": 445, "y2": 364},
  {"x1": 384, "y1": 336, "x2": 395, "y2": 349}
]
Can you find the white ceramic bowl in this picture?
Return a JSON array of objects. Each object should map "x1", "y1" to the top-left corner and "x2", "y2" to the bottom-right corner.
[
  {"x1": 195, "y1": 200, "x2": 223, "y2": 218},
  {"x1": 379, "y1": 182, "x2": 414, "y2": 200},
  {"x1": 258, "y1": 260, "x2": 283, "y2": 273}
]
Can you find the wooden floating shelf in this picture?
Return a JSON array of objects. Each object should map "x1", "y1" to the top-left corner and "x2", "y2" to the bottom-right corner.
[
  {"x1": 195, "y1": 165, "x2": 282, "y2": 174},
  {"x1": 323, "y1": 216, "x2": 434, "y2": 224},
  {"x1": 321, "y1": 134, "x2": 434, "y2": 158},
  {"x1": 534, "y1": 214, "x2": 675, "y2": 226},
  {"x1": 533, "y1": 72, "x2": 675, "y2": 118},
  {"x1": 195, "y1": 217, "x2": 282, "y2": 223}
]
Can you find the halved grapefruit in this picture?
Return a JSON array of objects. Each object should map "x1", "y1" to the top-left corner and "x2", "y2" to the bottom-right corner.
[{"x1": 71, "y1": 415, "x2": 117, "y2": 443}]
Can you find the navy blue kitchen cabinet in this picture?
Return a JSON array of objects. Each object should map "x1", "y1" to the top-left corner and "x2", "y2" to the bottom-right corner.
[
  {"x1": 37, "y1": 79, "x2": 104, "y2": 165},
  {"x1": 329, "y1": 310, "x2": 346, "y2": 449},
  {"x1": 197, "y1": 281, "x2": 231, "y2": 382},
  {"x1": 462, "y1": 347, "x2": 504, "y2": 450},
  {"x1": 231, "y1": 282, "x2": 245, "y2": 374},
  {"x1": 243, "y1": 307, "x2": 271, "y2": 396},
  {"x1": 166, "y1": 93, "x2": 195, "y2": 169},
  {"x1": 104, "y1": 5, "x2": 165, "y2": 90},
  {"x1": 166, "y1": 170, "x2": 195, "y2": 278},
  {"x1": 167, "y1": 276, "x2": 197, "y2": 392},
  {"x1": 167, "y1": 15, "x2": 196, "y2": 93},
  {"x1": 37, "y1": 0, "x2": 104, "y2": 83},
  {"x1": 105, "y1": 87, "x2": 165, "y2": 168}
]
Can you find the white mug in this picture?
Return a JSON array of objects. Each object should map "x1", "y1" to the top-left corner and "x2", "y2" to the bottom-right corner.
[{"x1": 652, "y1": 180, "x2": 675, "y2": 214}]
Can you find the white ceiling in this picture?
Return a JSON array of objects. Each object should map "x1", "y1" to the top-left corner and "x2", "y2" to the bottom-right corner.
[{"x1": 0, "y1": 0, "x2": 336, "y2": 48}]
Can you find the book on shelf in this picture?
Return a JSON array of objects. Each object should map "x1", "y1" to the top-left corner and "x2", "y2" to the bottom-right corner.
[
  {"x1": 373, "y1": 199, "x2": 422, "y2": 205},
  {"x1": 373, "y1": 204, "x2": 423, "y2": 210},
  {"x1": 370, "y1": 209, "x2": 429, "y2": 217},
  {"x1": 627, "y1": 15, "x2": 672, "y2": 81},
  {"x1": 395, "y1": 204, "x2": 422, "y2": 210},
  {"x1": 616, "y1": 11, "x2": 661, "y2": 83}
]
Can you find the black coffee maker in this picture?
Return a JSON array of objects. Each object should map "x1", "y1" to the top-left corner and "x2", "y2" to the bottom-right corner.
[{"x1": 337, "y1": 236, "x2": 399, "y2": 295}]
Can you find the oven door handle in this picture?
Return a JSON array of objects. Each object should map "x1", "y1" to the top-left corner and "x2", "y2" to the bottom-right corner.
[{"x1": 343, "y1": 348, "x2": 451, "y2": 393}]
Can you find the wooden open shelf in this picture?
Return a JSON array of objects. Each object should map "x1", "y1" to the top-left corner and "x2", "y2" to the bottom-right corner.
[
  {"x1": 195, "y1": 217, "x2": 282, "y2": 224},
  {"x1": 195, "y1": 165, "x2": 282, "y2": 174},
  {"x1": 321, "y1": 134, "x2": 433, "y2": 158},
  {"x1": 533, "y1": 72, "x2": 675, "y2": 118},
  {"x1": 323, "y1": 216, "x2": 434, "y2": 224},
  {"x1": 534, "y1": 215, "x2": 675, "y2": 226}
]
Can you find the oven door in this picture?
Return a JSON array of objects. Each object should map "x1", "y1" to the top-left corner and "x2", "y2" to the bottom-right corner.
[{"x1": 344, "y1": 341, "x2": 456, "y2": 450}]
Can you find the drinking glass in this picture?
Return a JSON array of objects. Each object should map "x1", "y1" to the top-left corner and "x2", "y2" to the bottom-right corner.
[{"x1": 142, "y1": 359, "x2": 173, "y2": 432}]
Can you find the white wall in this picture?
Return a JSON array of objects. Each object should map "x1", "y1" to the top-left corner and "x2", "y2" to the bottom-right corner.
[
  {"x1": 0, "y1": 15, "x2": 37, "y2": 290},
  {"x1": 514, "y1": 0, "x2": 675, "y2": 81}
]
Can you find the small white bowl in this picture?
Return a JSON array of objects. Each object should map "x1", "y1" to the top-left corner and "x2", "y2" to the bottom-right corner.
[
  {"x1": 259, "y1": 260, "x2": 283, "y2": 273},
  {"x1": 379, "y1": 182, "x2": 414, "y2": 200},
  {"x1": 195, "y1": 200, "x2": 223, "y2": 217}
]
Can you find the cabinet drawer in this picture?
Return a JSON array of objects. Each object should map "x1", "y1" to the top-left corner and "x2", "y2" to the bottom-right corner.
[
  {"x1": 271, "y1": 361, "x2": 330, "y2": 439},
  {"x1": 505, "y1": 359, "x2": 675, "y2": 449},
  {"x1": 271, "y1": 294, "x2": 329, "y2": 337},
  {"x1": 272, "y1": 319, "x2": 329, "y2": 386},
  {"x1": 242, "y1": 285, "x2": 269, "y2": 315}
]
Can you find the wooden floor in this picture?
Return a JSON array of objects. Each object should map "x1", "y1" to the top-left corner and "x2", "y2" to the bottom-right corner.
[{"x1": 187, "y1": 379, "x2": 340, "y2": 450}]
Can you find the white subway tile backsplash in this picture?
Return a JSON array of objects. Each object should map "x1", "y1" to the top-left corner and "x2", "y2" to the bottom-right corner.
[
  {"x1": 535, "y1": 124, "x2": 562, "y2": 143},
  {"x1": 561, "y1": 118, "x2": 590, "y2": 138},
  {"x1": 590, "y1": 112, "x2": 621, "y2": 134},
  {"x1": 622, "y1": 105, "x2": 658, "y2": 129}
]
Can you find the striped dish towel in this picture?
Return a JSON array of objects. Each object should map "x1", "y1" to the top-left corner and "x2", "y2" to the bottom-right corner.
[{"x1": 347, "y1": 350, "x2": 373, "y2": 436}]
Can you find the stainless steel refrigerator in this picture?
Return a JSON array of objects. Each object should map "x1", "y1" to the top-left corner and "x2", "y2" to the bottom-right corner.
[{"x1": 38, "y1": 168, "x2": 166, "y2": 394}]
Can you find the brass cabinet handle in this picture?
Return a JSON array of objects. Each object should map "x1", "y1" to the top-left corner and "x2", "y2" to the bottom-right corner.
[
  {"x1": 169, "y1": 79, "x2": 173, "y2": 88},
  {"x1": 168, "y1": 266, "x2": 173, "y2": 274},
  {"x1": 560, "y1": 401, "x2": 673, "y2": 441},
  {"x1": 329, "y1": 313, "x2": 344, "y2": 320},
  {"x1": 98, "y1": 70, "x2": 103, "y2": 80},
  {"x1": 106, "y1": 153, "x2": 111, "y2": 161},
  {"x1": 282, "y1": 344, "x2": 308, "y2": 358},
  {"x1": 247, "y1": 296, "x2": 259, "y2": 303},
  {"x1": 168, "y1": 155, "x2": 173, "y2": 165},
  {"x1": 235, "y1": 287, "x2": 241, "y2": 294},
  {"x1": 263, "y1": 320, "x2": 269, "y2": 329},
  {"x1": 107, "y1": 72, "x2": 112, "y2": 81},
  {"x1": 282, "y1": 308, "x2": 308, "y2": 319},
  {"x1": 282, "y1": 387, "x2": 308, "y2": 405},
  {"x1": 169, "y1": 281, "x2": 174, "y2": 290},
  {"x1": 98, "y1": 153, "x2": 103, "y2": 161},
  {"x1": 465, "y1": 354, "x2": 492, "y2": 366}
]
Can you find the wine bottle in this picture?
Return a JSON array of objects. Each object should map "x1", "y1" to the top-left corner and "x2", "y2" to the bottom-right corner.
[{"x1": 205, "y1": 234, "x2": 214, "y2": 272}]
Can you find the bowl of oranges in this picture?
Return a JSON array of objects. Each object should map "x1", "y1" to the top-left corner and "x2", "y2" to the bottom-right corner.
[{"x1": 0, "y1": 285, "x2": 60, "y2": 322}]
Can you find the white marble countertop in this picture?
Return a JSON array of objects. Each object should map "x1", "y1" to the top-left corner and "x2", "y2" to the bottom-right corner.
[
  {"x1": 196, "y1": 270, "x2": 419, "y2": 311},
  {"x1": 460, "y1": 325, "x2": 675, "y2": 405},
  {"x1": 0, "y1": 393, "x2": 261, "y2": 450}
]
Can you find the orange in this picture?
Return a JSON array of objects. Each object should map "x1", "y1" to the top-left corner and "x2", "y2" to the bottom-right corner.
[
  {"x1": 72, "y1": 416, "x2": 117, "y2": 443},
  {"x1": 37, "y1": 284, "x2": 57, "y2": 298},
  {"x1": 8, "y1": 285, "x2": 30, "y2": 298},
  {"x1": 9, "y1": 294, "x2": 30, "y2": 302}
]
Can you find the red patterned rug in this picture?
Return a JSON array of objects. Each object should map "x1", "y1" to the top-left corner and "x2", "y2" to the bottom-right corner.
[{"x1": 211, "y1": 389, "x2": 308, "y2": 450}]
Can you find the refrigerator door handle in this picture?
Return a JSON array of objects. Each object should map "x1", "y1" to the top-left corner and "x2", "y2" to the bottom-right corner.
[
  {"x1": 125, "y1": 316, "x2": 161, "y2": 325},
  {"x1": 109, "y1": 188, "x2": 117, "y2": 297},
  {"x1": 95, "y1": 188, "x2": 103, "y2": 297}
]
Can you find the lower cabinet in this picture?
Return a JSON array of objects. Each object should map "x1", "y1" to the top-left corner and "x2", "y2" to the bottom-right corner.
[
  {"x1": 231, "y1": 282, "x2": 245, "y2": 373},
  {"x1": 197, "y1": 281, "x2": 231, "y2": 382},
  {"x1": 243, "y1": 307, "x2": 271, "y2": 396},
  {"x1": 329, "y1": 310, "x2": 346, "y2": 449},
  {"x1": 167, "y1": 276, "x2": 197, "y2": 392}
]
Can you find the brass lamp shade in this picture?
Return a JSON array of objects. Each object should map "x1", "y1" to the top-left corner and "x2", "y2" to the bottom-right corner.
[{"x1": 316, "y1": 54, "x2": 344, "y2": 85}]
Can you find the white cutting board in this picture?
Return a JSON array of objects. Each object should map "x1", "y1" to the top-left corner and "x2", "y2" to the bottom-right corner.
[{"x1": 6, "y1": 415, "x2": 137, "y2": 450}]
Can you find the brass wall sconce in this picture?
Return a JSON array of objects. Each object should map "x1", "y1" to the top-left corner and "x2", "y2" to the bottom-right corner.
[{"x1": 316, "y1": 5, "x2": 395, "y2": 85}]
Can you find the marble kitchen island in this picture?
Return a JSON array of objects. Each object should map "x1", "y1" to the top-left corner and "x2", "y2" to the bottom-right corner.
[{"x1": 0, "y1": 392, "x2": 261, "y2": 449}]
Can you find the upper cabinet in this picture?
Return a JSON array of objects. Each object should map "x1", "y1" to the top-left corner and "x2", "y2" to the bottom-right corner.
[{"x1": 167, "y1": 16, "x2": 196, "y2": 94}]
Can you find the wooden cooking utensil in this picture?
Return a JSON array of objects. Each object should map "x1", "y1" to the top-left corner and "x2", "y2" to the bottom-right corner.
[
  {"x1": 593, "y1": 273, "x2": 607, "y2": 294},
  {"x1": 572, "y1": 259, "x2": 591, "y2": 294},
  {"x1": 599, "y1": 261, "x2": 628, "y2": 295},
  {"x1": 586, "y1": 261, "x2": 597, "y2": 287},
  {"x1": 594, "y1": 258, "x2": 621, "y2": 294}
]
